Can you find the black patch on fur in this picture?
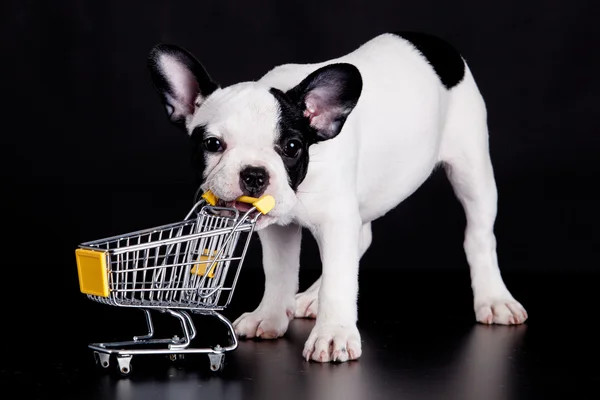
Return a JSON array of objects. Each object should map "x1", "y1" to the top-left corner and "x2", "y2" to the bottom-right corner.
[
  {"x1": 285, "y1": 63, "x2": 363, "y2": 141},
  {"x1": 189, "y1": 125, "x2": 209, "y2": 186},
  {"x1": 270, "y1": 88, "x2": 315, "y2": 191},
  {"x1": 393, "y1": 31, "x2": 465, "y2": 89}
]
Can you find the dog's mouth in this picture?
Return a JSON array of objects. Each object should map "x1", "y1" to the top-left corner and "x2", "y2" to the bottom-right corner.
[{"x1": 216, "y1": 199, "x2": 255, "y2": 213}]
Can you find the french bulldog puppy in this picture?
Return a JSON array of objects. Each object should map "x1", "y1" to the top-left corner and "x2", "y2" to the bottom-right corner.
[{"x1": 147, "y1": 32, "x2": 527, "y2": 363}]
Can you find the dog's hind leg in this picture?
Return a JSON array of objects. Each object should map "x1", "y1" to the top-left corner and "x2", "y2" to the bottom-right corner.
[
  {"x1": 295, "y1": 222, "x2": 372, "y2": 319},
  {"x1": 440, "y1": 68, "x2": 527, "y2": 325},
  {"x1": 294, "y1": 276, "x2": 321, "y2": 319}
]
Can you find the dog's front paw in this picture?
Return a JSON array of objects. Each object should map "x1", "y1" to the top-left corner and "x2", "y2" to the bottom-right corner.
[
  {"x1": 294, "y1": 290, "x2": 318, "y2": 319},
  {"x1": 475, "y1": 297, "x2": 528, "y2": 325},
  {"x1": 233, "y1": 309, "x2": 293, "y2": 339},
  {"x1": 302, "y1": 323, "x2": 362, "y2": 363}
]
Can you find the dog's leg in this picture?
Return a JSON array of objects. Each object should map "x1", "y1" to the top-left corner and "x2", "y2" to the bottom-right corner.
[
  {"x1": 233, "y1": 223, "x2": 302, "y2": 339},
  {"x1": 441, "y1": 76, "x2": 527, "y2": 325},
  {"x1": 302, "y1": 212, "x2": 362, "y2": 362},
  {"x1": 295, "y1": 222, "x2": 372, "y2": 319},
  {"x1": 444, "y1": 157, "x2": 527, "y2": 324}
]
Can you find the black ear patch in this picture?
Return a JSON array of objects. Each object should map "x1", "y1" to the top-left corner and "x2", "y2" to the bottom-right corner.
[
  {"x1": 393, "y1": 31, "x2": 465, "y2": 89},
  {"x1": 285, "y1": 63, "x2": 363, "y2": 141},
  {"x1": 147, "y1": 44, "x2": 219, "y2": 129}
]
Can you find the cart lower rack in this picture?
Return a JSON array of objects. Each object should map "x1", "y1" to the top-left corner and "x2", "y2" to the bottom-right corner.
[{"x1": 75, "y1": 191, "x2": 274, "y2": 375}]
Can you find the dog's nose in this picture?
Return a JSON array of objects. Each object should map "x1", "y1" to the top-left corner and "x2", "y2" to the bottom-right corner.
[{"x1": 240, "y1": 166, "x2": 270, "y2": 197}]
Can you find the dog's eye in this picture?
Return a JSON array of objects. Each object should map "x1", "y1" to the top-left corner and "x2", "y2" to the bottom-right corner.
[
  {"x1": 203, "y1": 137, "x2": 224, "y2": 153},
  {"x1": 283, "y1": 139, "x2": 302, "y2": 158}
]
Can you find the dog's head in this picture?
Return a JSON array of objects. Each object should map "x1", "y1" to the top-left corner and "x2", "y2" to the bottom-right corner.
[{"x1": 147, "y1": 44, "x2": 362, "y2": 227}]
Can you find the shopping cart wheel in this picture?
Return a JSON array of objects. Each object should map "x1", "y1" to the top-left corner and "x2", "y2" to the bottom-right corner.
[
  {"x1": 116, "y1": 355, "x2": 133, "y2": 376},
  {"x1": 94, "y1": 351, "x2": 111, "y2": 369},
  {"x1": 208, "y1": 353, "x2": 225, "y2": 372}
]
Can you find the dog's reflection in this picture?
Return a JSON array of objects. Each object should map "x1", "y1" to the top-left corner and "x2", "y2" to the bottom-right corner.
[{"x1": 447, "y1": 324, "x2": 528, "y2": 400}]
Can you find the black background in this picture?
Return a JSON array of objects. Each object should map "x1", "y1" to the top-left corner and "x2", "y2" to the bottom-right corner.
[
  {"x1": 2, "y1": 1, "x2": 599, "y2": 395},
  {"x1": 0, "y1": 0, "x2": 600, "y2": 400}
]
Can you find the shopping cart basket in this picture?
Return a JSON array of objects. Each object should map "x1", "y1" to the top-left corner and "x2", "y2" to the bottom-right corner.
[{"x1": 75, "y1": 190, "x2": 275, "y2": 375}]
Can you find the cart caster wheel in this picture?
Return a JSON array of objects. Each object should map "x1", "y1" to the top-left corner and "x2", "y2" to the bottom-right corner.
[
  {"x1": 116, "y1": 355, "x2": 133, "y2": 376},
  {"x1": 208, "y1": 353, "x2": 225, "y2": 372},
  {"x1": 95, "y1": 351, "x2": 110, "y2": 369},
  {"x1": 119, "y1": 364, "x2": 132, "y2": 376}
]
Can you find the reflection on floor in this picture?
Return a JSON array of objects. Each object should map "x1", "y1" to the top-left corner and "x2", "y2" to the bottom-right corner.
[{"x1": 2, "y1": 270, "x2": 597, "y2": 400}]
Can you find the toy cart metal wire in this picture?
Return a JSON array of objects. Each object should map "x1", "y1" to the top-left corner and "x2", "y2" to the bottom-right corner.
[{"x1": 75, "y1": 190, "x2": 274, "y2": 375}]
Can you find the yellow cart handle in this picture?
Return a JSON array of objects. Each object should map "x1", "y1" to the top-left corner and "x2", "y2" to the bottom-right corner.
[{"x1": 201, "y1": 190, "x2": 275, "y2": 215}]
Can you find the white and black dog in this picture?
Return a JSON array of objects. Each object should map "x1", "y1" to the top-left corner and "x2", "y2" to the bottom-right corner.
[{"x1": 147, "y1": 32, "x2": 528, "y2": 363}]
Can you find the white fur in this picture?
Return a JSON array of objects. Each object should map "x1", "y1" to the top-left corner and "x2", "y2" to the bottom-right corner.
[{"x1": 163, "y1": 33, "x2": 528, "y2": 363}]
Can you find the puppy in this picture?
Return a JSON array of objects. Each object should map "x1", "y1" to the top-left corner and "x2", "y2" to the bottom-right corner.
[{"x1": 147, "y1": 32, "x2": 528, "y2": 363}]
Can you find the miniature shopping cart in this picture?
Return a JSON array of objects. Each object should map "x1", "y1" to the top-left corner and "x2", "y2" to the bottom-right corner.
[{"x1": 75, "y1": 190, "x2": 274, "y2": 376}]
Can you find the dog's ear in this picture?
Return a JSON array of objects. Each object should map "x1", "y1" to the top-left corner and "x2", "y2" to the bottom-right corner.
[
  {"x1": 286, "y1": 63, "x2": 362, "y2": 141},
  {"x1": 147, "y1": 44, "x2": 218, "y2": 129}
]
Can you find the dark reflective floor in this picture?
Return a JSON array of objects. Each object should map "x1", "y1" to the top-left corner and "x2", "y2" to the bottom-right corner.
[{"x1": 2, "y1": 270, "x2": 598, "y2": 399}]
